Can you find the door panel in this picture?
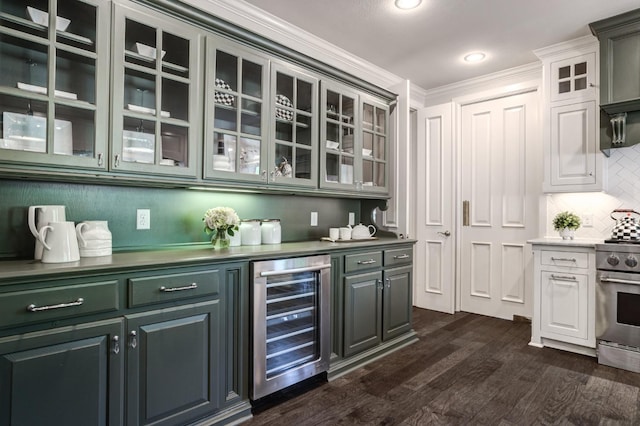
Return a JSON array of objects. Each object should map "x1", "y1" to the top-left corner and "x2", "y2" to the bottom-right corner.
[
  {"x1": 460, "y1": 91, "x2": 539, "y2": 320},
  {"x1": 383, "y1": 266, "x2": 412, "y2": 340},
  {"x1": 343, "y1": 271, "x2": 382, "y2": 357},
  {"x1": 414, "y1": 103, "x2": 455, "y2": 313}
]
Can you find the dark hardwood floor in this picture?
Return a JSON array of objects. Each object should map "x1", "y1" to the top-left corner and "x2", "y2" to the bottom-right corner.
[{"x1": 245, "y1": 307, "x2": 640, "y2": 425}]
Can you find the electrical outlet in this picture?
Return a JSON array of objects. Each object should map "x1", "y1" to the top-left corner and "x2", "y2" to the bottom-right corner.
[
  {"x1": 583, "y1": 213, "x2": 594, "y2": 227},
  {"x1": 137, "y1": 209, "x2": 150, "y2": 230},
  {"x1": 310, "y1": 211, "x2": 318, "y2": 226},
  {"x1": 348, "y1": 212, "x2": 355, "y2": 226}
]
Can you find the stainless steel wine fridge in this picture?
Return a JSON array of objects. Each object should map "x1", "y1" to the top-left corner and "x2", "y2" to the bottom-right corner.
[{"x1": 251, "y1": 254, "x2": 331, "y2": 400}]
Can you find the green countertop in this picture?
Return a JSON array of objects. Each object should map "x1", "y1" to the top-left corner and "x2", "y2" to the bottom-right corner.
[{"x1": 0, "y1": 238, "x2": 416, "y2": 282}]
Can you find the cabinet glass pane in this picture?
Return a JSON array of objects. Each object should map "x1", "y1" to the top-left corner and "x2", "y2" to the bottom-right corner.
[
  {"x1": 326, "y1": 122, "x2": 339, "y2": 146},
  {"x1": 375, "y1": 135, "x2": 386, "y2": 160},
  {"x1": 241, "y1": 99, "x2": 261, "y2": 136},
  {"x1": 125, "y1": 19, "x2": 158, "y2": 70},
  {"x1": 214, "y1": 102, "x2": 238, "y2": 131},
  {"x1": 558, "y1": 81, "x2": 570, "y2": 94},
  {"x1": 363, "y1": 159, "x2": 374, "y2": 186},
  {"x1": 56, "y1": 0, "x2": 97, "y2": 53},
  {"x1": 275, "y1": 144, "x2": 293, "y2": 178},
  {"x1": 375, "y1": 163, "x2": 385, "y2": 187},
  {"x1": 56, "y1": 105, "x2": 95, "y2": 157},
  {"x1": 574, "y1": 77, "x2": 587, "y2": 91},
  {"x1": 161, "y1": 123, "x2": 187, "y2": 167},
  {"x1": 276, "y1": 120, "x2": 292, "y2": 142},
  {"x1": 242, "y1": 60, "x2": 262, "y2": 98},
  {"x1": 340, "y1": 156, "x2": 354, "y2": 184},
  {"x1": 0, "y1": 94, "x2": 47, "y2": 153},
  {"x1": 342, "y1": 96, "x2": 354, "y2": 124},
  {"x1": 56, "y1": 50, "x2": 94, "y2": 104},
  {"x1": 276, "y1": 73, "x2": 293, "y2": 103},
  {"x1": 296, "y1": 115, "x2": 311, "y2": 146},
  {"x1": 375, "y1": 107, "x2": 386, "y2": 133},
  {"x1": 0, "y1": 1, "x2": 49, "y2": 39},
  {"x1": 122, "y1": 117, "x2": 155, "y2": 164},
  {"x1": 295, "y1": 147, "x2": 311, "y2": 179},
  {"x1": 363, "y1": 103, "x2": 373, "y2": 131},
  {"x1": 558, "y1": 65, "x2": 570, "y2": 79},
  {"x1": 363, "y1": 132, "x2": 373, "y2": 156},
  {"x1": 216, "y1": 51, "x2": 237, "y2": 92},
  {"x1": 342, "y1": 131, "x2": 354, "y2": 154},
  {"x1": 326, "y1": 90, "x2": 339, "y2": 118},
  {"x1": 213, "y1": 132, "x2": 235, "y2": 172},
  {"x1": 161, "y1": 78, "x2": 188, "y2": 121},
  {"x1": 574, "y1": 62, "x2": 587, "y2": 76},
  {"x1": 162, "y1": 32, "x2": 189, "y2": 78},
  {"x1": 124, "y1": 70, "x2": 156, "y2": 115},
  {"x1": 239, "y1": 137, "x2": 260, "y2": 174},
  {"x1": 326, "y1": 152, "x2": 339, "y2": 182},
  {"x1": 0, "y1": 34, "x2": 48, "y2": 92},
  {"x1": 296, "y1": 80, "x2": 312, "y2": 113}
]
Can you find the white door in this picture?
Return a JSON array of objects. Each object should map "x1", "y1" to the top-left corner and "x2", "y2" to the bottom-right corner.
[
  {"x1": 459, "y1": 91, "x2": 540, "y2": 320},
  {"x1": 414, "y1": 103, "x2": 455, "y2": 313}
]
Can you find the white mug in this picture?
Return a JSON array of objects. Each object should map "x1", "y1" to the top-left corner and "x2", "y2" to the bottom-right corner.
[
  {"x1": 329, "y1": 228, "x2": 340, "y2": 241},
  {"x1": 38, "y1": 221, "x2": 80, "y2": 263},
  {"x1": 339, "y1": 227, "x2": 352, "y2": 240}
]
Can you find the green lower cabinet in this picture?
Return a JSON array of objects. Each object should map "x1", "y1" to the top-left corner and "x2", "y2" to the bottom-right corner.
[
  {"x1": 126, "y1": 301, "x2": 221, "y2": 426},
  {"x1": 383, "y1": 265, "x2": 413, "y2": 341},
  {"x1": 0, "y1": 318, "x2": 124, "y2": 426},
  {"x1": 344, "y1": 271, "x2": 383, "y2": 357}
]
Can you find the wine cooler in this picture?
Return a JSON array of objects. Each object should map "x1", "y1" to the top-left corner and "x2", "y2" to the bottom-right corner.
[{"x1": 251, "y1": 254, "x2": 331, "y2": 400}]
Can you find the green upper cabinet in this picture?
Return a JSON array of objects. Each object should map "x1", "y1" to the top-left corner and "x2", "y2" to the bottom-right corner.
[
  {"x1": 110, "y1": 2, "x2": 203, "y2": 178},
  {"x1": 0, "y1": 0, "x2": 109, "y2": 170},
  {"x1": 269, "y1": 60, "x2": 319, "y2": 188},
  {"x1": 320, "y1": 80, "x2": 390, "y2": 194},
  {"x1": 204, "y1": 35, "x2": 270, "y2": 183}
]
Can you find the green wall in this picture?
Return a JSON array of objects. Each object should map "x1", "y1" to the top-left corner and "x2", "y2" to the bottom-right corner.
[{"x1": 0, "y1": 179, "x2": 362, "y2": 260}]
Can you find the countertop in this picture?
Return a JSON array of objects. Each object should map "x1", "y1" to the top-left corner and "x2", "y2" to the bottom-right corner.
[
  {"x1": 0, "y1": 237, "x2": 416, "y2": 282},
  {"x1": 527, "y1": 237, "x2": 604, "y2": 248}
]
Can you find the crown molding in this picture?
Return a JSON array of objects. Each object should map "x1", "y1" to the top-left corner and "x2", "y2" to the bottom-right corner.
[{"x1": 533, "y1": 35, "x2": 598, "y2": 60}]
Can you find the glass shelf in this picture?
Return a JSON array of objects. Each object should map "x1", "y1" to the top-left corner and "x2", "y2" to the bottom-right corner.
[
  {"x1": 124, "y1": 50, "x2": 188, "y2": 74},
  {"x1": 0, "y1": 12, "x2": 93, "y2": 45}
]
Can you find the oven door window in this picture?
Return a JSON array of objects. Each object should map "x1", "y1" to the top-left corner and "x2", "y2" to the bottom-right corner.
[{"x1": 618, "y1": 291, "x2": 640, "y2": 327}]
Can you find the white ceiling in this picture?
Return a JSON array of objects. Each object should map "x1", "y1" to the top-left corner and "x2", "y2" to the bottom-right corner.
[{"x1": 242, "y1": 0, "x2": 639, "y2": 91}]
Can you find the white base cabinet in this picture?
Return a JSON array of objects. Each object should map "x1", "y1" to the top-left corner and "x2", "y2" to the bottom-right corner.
[{"x1": 531, "y1": 243, "x2": 596, "y2": 356}]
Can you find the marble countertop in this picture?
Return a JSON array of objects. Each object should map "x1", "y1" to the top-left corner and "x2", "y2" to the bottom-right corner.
[
  {"x1": 527, "y1": 237, "x2": 604, "y2": 248},
  {"x1": 0, "y1": 238, "x2": 416, "y2": 282}
]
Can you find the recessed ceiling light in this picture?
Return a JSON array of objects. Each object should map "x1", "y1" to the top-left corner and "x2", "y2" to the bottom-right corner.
[
  {"x1": 395, "y1": 0, "x2": 422, "y2": 10},
  {"x1": 464, "y1": 52, "x2": 486, "y2": 63}
]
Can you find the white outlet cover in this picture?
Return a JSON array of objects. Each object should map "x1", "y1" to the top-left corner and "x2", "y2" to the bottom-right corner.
[
  {"x1": 137, "y1": 209, "x2": 150, "y2": 230},
  {"x1": 348, "y1": 212, "x2": 355, "y2": 226},
  {"x1": 310, "y1": 211, "x2": 318, "y2": 226}
]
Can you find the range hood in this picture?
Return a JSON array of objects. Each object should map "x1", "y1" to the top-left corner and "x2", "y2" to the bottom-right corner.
[{"x1": 590, "y1": 8, "x2": 640, "y2": 155}]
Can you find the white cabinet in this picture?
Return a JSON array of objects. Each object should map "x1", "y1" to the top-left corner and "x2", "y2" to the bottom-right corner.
[
  {"x1": 535, "y1": 36, "x2": 605, "y2": 193},
  {"x1": 530, "y1": 243, "x2": 596, "y2": 356}
]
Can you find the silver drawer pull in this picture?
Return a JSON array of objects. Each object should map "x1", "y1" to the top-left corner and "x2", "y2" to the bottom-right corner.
[
  {"x1": 27, "y1": 297, "x2": 84, "y2": 312},
  {"x1": 551, "y1": 274, "x2": 577, "y2": 282},
  {"x1": 357, "y1": 259, "x2": 377, "y2": 265},
  {"x1": 550, "y1": 257, "x2": 577, "y2": 262},
  {"x1": 159, "y1": 283, "x2": 198, "y2": 292},
  {"x1": 394, "y1": 254, "x2": 410, "y2": 260}
]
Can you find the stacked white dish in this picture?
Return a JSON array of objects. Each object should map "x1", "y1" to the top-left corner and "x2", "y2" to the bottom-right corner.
[
  {"x1": 76, "y1": 221, "x2": 112, "y2": 257},
  {"x1": 213, "y1": 154, "x2": 232, "y2": 171}
]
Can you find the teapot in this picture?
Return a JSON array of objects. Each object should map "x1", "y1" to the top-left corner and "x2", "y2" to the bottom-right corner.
[
  {"x1": 610, "y1": 209, "x2": 640, "y2": 240},
  {"x1": 350, "y1": 223, "x2": 376, "y2": 239}
]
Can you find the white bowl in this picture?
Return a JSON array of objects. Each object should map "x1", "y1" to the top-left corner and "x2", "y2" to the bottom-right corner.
[
  {"x1": 326, "y1": 140, "x2": 339, "y2": 150},
  {"x1": 135, "y1": 42, "x2": 166, "y2": 60},
  {"x1": 26, "y1": 7, "x2": 70, "y2": 31}
]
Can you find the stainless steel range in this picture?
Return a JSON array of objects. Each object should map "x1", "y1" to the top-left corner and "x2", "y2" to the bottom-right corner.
[{"x1": 596, "y1": 241, "x2": 640, "y2": 372}]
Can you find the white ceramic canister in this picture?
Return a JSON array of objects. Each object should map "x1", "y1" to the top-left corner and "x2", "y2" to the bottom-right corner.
[
  {"x1": 240, "y1": 219, "x2": 261, "y2": 246},
  {"x1": 261, "y1": 219, "x2": 281, "y2": 244}
]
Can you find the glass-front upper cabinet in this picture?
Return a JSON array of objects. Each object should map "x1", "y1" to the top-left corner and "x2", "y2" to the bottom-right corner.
[
  {"x1": 111, "y1": 3, "x2": 202, "y2": 178},
  {"x1": 320, "y1": 81, "x2": 389, "y2": 194},
  {"x1": 269, "y1": 61, "x2": 318, "y2": 188},
  {"x1": 0, "y1": 0, "x2": 109, "y2": 169},
  {"x1": 204, "y1": 36, "x2": 269, "y2": 183}
]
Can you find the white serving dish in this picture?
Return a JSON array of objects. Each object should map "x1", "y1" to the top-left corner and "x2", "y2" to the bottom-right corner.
[
  {"x1": 2, "y1": 112, "x2": 72, "y2": 155},
  {"x1": 362, "y1": 148, "x2": 373, "y2": 157},
  {"x1": 18, "y1": 82, "x2": 78, "y2": 100},
  {"x1": 26, "y1": 6, "x2": 70, "y2": 31},
  {"x1": 127, "y1": 104, "x2": 170, "y2": 118},
  {"x1": 326, "y1": 140, "x2": 339, "y2": 150},
  {"x1": 135, "y1": 42, "x2": 166, "y2": 60},
  {"x1": 122, "y1": 130, "x2": 154, "y2": 163}
]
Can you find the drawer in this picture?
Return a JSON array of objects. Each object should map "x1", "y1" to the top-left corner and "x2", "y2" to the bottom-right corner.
[
  {"x1": 540, "y1": 250, "x2": 589, "y2": 269},
  {"x1": 345, "y1": 251, "x2": 383, "y2": 274},
  {"x1": 128, "y1": 270, "x2": 219, "y2": 308},
  {"x1": 0, "y1": 280, "x2": 119, "y2": 329},
  {"x1": 384, "y1": 247, "x2": 413, "y2": 267}
]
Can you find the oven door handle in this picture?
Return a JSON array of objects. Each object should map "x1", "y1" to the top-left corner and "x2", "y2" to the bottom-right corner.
[
  {"x1": 599, "y1": 276, "x2": 640, "y2": 286},
  {"x1": 260, "y1": 264, "x2": 332, "y2": 277}
]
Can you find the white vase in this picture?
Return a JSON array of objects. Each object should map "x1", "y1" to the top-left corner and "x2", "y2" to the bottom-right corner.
[{"x1": 559, "y1": 228, "x2": 575, "y2": 240}]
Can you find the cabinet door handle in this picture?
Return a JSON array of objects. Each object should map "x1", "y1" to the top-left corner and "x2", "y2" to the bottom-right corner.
[
  {"x1": 114, "y1": 154, "x2": 120, "y2": 167},
  {"x1": 386, "y1": 278, "x2": 391, "y2": 288},
  {"x1": 112, "y1": 336, "x2": 120, "y2": 355},
  {"x1": 376, "y1": 279, "x2": 383, "y2": 290},
  {"x1": 159, "y1": 283, "x2": 198, "y2": 292},
  {"x1": 129, "y1": 331, "x2": 137, "y2": 349},
  {"x1": 393, "y1": 254, "x2": 410, "y2": 259},
  {"x1": 550, "y1": 274, "x2": 577, "y2": 282},
  {"x1": 357, "y1": 259, "x2": 377, "y2": 265},
  {"x1": 97, "y1": 152, "x2": 103, "y2": 167},
  {"x1": 27, "y1": 297, "x2": 84, "y2": 312},
  {"x1": 550, "y1": 257, "x2": 576, "y2": 263},
  {"x1": 261, "y1": 170, "x2": 267, "y2": 181}
]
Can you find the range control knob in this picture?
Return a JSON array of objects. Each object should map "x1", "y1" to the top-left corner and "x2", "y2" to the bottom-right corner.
[
  {"x1": 607, "y1": 254, "x2": 620, "y2": 266},
  {"x1": 626, "y1": 256, "x2": 638, "y2": 268}
]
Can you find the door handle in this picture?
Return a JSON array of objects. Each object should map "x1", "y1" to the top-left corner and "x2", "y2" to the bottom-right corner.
[
  {"x1": 437, "y1": 230, "x2": 451, "y2": 237},
  {"x1": 463, "y1": 200, "x2": 470, "y2": 226}
]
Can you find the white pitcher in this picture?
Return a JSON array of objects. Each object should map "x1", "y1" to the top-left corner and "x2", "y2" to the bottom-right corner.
[
  {"x1": 28, "y1": 205, "x2": 66, "y2": 260},
  {"x1": 38, "y1": 221, "x2": 80, "y2": 263}
]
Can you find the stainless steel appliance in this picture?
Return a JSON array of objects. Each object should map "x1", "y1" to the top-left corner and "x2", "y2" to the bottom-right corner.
[
  {"x1": 251, "y1": 254, "x2": 331, "y2": 400},
  {"x1": 596, "y1": 242, "x2": 640, "y2": 372}
]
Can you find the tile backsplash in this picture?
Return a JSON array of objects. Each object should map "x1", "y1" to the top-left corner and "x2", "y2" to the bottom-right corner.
[{"x1": 547, "y1": 144, "x2": 640, "y2": 239}]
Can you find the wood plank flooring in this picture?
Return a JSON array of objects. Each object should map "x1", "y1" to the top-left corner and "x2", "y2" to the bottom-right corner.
[{"x1": 245, "y1": 307, "x2": 640, "y2": 425}]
